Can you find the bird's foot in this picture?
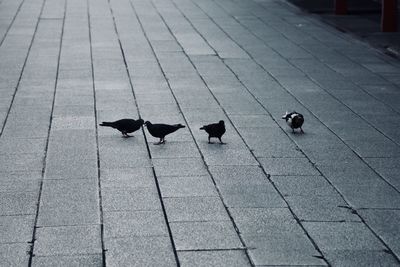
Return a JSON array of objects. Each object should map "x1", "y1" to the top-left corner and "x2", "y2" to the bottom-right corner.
[
  {"x1": 208, "y1": 141, "x2": 214, "y2": 144},
  {"x1": 154, "y1": 139, "x2": 165, "y2": 145},
  {"x1": 219, "y1": 142, "x2": 227, "y2": 145},
  {"x1": 300, "y1": 128, "x2": 304, "y2": 134}
]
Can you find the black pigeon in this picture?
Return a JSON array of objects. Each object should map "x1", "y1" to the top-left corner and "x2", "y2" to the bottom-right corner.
[
  {"x1": 200, "y1": 120, "x2": 226, "y2": 144},
  {"x1": 99, "y1": 118, "x2": 144, "y2": 137},
  {"x1": 282, "y1": 111, "x2": 304, "y2": 133},
  {"x1": 145, "y1": 121, "x2": 185, "y2": 145}
]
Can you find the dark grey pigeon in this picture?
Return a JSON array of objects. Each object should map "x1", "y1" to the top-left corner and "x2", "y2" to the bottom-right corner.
[
  {"x1": 282, "y1": 111, "x2": 304, "y2": 133},
  {"x1": 145, "y1": 121, "x2": 185, "y2": 145},
  {"x1": 99, "y1": 118, "x2": 144, "y2": 137},
  {"x1": 200, "y1": 120, "x2": 226, "y2": 144}
]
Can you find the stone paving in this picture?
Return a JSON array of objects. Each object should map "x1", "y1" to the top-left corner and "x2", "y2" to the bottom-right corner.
[{"x1": 0, "y1": 0, "x2": 400, "y2": 266}]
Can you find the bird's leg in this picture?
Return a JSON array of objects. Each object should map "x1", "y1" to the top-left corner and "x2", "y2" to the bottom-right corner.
[
  {"x1": 154, "y1": 138, "x2": 163, "y2": 145},
  {"x1": 161, "y1": 138, "x2": 165, "y2": 144},
  {"x1": 218, "y1": 137, "x2": 226, "y2": 145},
  {"x1": 208, "y1": 136, "x2": 214, "y2": 144},
  {"x1": 300, "y1": 128, "x2": 304, "y2": 134},
  {"x1": 154, "y1": 138, "x2": 165, "y2": 145},
  {"x1": 292, "y1": 128, "x2": 295, "y2": 134}
]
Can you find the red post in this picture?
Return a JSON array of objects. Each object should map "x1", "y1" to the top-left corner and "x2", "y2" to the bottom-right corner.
[
  {"x1": 382, "y1": 0, "x2": 398, "y2": 32},
  {"x1": 335, "y1": 0, "x2": 347, "y2": 15}
]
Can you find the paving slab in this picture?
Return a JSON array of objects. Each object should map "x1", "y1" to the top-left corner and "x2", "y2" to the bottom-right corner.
[
  {"x1": 158, "y1": 175, "x2": 218, "y2": 198},
  {"x1": 259, "y1": 157, "x2": 319, "y2": 176},
  {"x1": 103, "y1": 210, "x2": 168, "y2": 238},
  {"x1": 359, "y1": 209, "x2": 400, "y2": 258},
  {"x1": 323, "y1": 250, "x2": 399, "y2": 267},
  {"x1": 105, "y1": 236, "x2": 176, "y2": 267},
  {"x1": 37, "y1": 179, "x2": 100, "y2": 226},
  {"x1": 32, "y1": 254, "x2": 103, "y2": 267},
  {"x1": 243, "y1": 233, "x2": 326, "y2": 266},
  {"x1": 0, "y1": 243, "x2": 30, "y2": 266},
  {"x1": 219, "y1": 184, "x2": 286, "y2": 208},
  {"x1": 303, "y1": 221, "x2": 386, "y2": 251},
  {"x1": 0, "y1": 191, "x2": 38, "y2": 216},
  {"x1": 102, "y1": 187, "x2": 161, "y2": 211},
  {"x1": 364, "y1": 157, "x2": 400, "y2": 191},
  {"x1": 0, "y1": 214, "x2": 35, "y2": 243},
  {"x1": 178, "y1": 250, "x2": 251, "y2": 267},
  {"x1": 285, "y1": 194, "x2": 360, "y2": 222},
  {"x1": 34, "y1": 225, "x2": 102, "y2": 257},
  {"x1": 0, "y1": 171, "x2": 42, "y2": 192},
  {"x1": 170, "y1": 220, "x2": 243, "y2": 250},
  {"x1": 152, "y1": 158, "x2": 208, "y2": 177},
  {"x1": 164, "y1": 196, "x2": 229, "y2": 222},
  {"x1": 100, "y1": 168, "x2": 156, "y2": 190}
]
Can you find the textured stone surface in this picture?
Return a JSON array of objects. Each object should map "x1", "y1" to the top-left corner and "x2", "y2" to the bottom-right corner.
[
  {"x1": 34, "y1": 225, "x2": 102, "y2": 256},
  {"x1": 170, "y1": 221, "x2": 243, "y2": 250},
  {"x1": 105, "y1": 236, "x2": 176, "y2": 267},
  {"x1": 0, "y1": 243, "x2": 30, "y2": 266},
  {"x1": 104, "y1": 210, "x2": 168, "y2": 238},
  {"x1": 178, "y1": 250, "x2": 251, "y2": 267},
  {"x1": 1, "y1": 0, "x2": 400, "y2": 264},
  {"x1": 359, "y1": 209, "x2": 400, "y2": 258},
  {"x1": 243, "y1": 233, "x2": 326, "y2": 266},
  {"x1": 37, "y1": 179, "x2": 100, "y2": 226},
  {"x1": 0, "y1": 215, "x2": 35, "y2": 243},
  {"x1": 303, "y1": 222, "x2": 386, "y2": 251},
  {"x1": 158, "y1": 176, "x2": 218, "y2": 197},
  {"x1": 164, "y1": 196, "x2": 229, "y2": 222},
  {"x1": 32, "y1": 254, "x2": 103, "y2": 267}
]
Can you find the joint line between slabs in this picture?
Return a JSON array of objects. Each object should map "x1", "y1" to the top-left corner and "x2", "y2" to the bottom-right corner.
[
  {"x1": 28, "y1": 0, "x2": 65, "y2": 265},
  {"x1": 138, "y1": 0, "x2": 255, "y2": 265},
  {"x1": 192, "y1": 0, "x2": 400, "y2": 263},
  {"x1": 87, "y1": 0, "x2": 107, "y2": 265},
  {"x1": 107, "y1": 0, "x2": 181, "y2": 266},
  {"x1": 155, "y1": 0, "x2": 330, "y2": 265},
  {"x1": 218, "y1": 0, "x2": 400, "y2": 194},
  {"x1": 0, "y1": 0, "x2": 26, "y2": 47},
  {"x1": 0, "y1": 0, "x2": 43, "y2": 138}
]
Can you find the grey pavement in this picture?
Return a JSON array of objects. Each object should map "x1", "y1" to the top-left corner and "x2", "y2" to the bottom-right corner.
[{"x1": 0, "y1": 0, "x2": 400, "y2": 266}]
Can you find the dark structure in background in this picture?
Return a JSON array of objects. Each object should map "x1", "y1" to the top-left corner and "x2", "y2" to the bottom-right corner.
[
  {"x1": 288, "y1": 0, "x2": 400, "y2": 57},
  {"x1": 334, "y1": 0, "x2": 397, "y2": 32}
]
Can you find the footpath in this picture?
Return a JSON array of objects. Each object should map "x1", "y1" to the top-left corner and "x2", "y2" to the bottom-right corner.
[{"x1": 0, "y1": 0, "x2": 400, "y2": 266}]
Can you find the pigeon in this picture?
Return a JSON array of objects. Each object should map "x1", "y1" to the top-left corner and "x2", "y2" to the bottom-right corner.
[
  {"x1": 282, "y1": 111, "x2": 304, "y2": 133},
  {"x1": 144, "y1": 121, "x2": 185, "y2": 145},
  {"x1": 200, "y1": 120, "x2": 226, "y2": 144},
  {"x1": 99, "y1": 118, "x2": 144, "y2": 137}
]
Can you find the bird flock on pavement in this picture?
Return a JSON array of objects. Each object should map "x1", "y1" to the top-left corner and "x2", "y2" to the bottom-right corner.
[{"x1": 99, "y1": 111, "x2": 304, "y2": 144}]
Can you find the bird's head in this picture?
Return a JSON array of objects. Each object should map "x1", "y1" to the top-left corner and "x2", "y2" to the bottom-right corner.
[
  {"x1": 282, "y1": 111, "x2": 289, "y2": 120},
  {"x1": 144, "y1": 121, "x2": 151, "y2": 127},
  {"x1": 219, "y1": 120, "x2": 225, "y2": 126},
  {"x1": 138, "y1": 119, "x2": 145, "y2": 125}
]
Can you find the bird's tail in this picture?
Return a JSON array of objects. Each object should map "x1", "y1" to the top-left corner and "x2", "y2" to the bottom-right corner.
[
  {"x1": 99, "y1": 122, "x2": 114, "y2": 127},
  {"x1": 199, "y1": 126, "x2": 205, "y2": 130}
]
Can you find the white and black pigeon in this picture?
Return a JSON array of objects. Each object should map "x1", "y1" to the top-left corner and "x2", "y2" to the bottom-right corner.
[
  {"x1": 145, "y1": 121, "x2": 185, "y2": 145},
  {"x1": 200, "y1": 120, "x2": 226, "y2": 144},
  {"x1": 282, "y1": 111, "x2": 304, "y2": 133},
  {"x1": 99, "y1": 118, "x2": 144, "y2": 137}
]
